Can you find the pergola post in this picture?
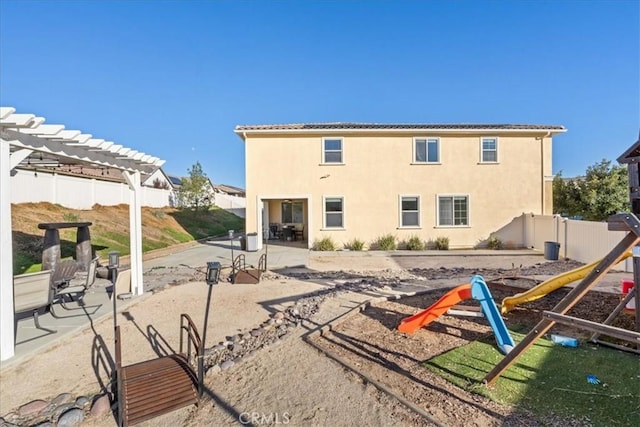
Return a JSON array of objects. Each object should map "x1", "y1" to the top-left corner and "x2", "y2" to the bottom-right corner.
[
  {"x1": 0, "y1": 139, "x2": 15, "y2": 361},
  {"x1": 123, "y1": 171, "x2": 143, "y2": 296}
]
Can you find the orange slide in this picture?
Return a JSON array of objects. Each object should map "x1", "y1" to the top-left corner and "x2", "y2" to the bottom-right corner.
[{"x1": 398, "y1": 284, "x2": 472, "y2": 334}]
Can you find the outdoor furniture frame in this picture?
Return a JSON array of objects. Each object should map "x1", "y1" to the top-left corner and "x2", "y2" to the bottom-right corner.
[
  {"x1": 50, "y1": 258, "x2": 101, "y2": 317},
  {"x1": 56, "y1": 257, "x2": 99, "y2": 306},
  {"x1": 115, "y1": 314, "x2": 201, "y2": 426},
  {"x1": 13, "y1": 270, "x2": 56, "y2": 341}
]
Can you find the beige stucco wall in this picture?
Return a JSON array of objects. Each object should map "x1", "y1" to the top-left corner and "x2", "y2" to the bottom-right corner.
[{"x1": 244, "y1": 131, "x2": 555, "y2": 249}]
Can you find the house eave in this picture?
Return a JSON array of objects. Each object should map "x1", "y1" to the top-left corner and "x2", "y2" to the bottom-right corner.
[{"x1": 234, "y1": 125, "x2": 567, "y2": 140}]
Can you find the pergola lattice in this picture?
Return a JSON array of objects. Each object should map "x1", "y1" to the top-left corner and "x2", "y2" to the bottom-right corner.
[{"x1": 1, "y1": 106, "x2": 165, "y2": 361}]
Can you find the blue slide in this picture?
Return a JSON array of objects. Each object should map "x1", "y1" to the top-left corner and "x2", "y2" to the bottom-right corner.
[{"x1": 470, "y1": 275, "x2": 515, "y2": 354}]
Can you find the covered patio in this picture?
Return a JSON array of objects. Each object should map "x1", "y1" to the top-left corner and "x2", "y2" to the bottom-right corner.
[
  {"x1": 1, "y1": 107, "x2": 165, "y2": 362},
  {"x1": 262, "y1": 197, "x2": 309, "y2": 244}
]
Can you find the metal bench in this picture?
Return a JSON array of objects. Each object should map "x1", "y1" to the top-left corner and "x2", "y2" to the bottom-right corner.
[
  {"x1": 115, "y1": 314, "x2": 201, "y2": 426},
  {"x1": 13, "y1": 270, "x2": 56, "y2": 341}
]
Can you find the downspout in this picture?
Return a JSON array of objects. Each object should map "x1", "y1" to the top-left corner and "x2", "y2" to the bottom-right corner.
[{"x1": 537, "y1": 132, "x2": 552, "y2": 214}]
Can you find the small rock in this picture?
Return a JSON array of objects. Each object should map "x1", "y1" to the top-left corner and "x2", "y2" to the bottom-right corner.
[
  {"x1": 53, "y1": 403, "x2": 75, "y2": 419},
  {"x1": 213, "y1": 344, "x2": 226, "y2": 352},
  {"x1": 250, "y1": 328, "x2": 262, "y2": 337},
  {"x1": 75, "y1": 396, "x2": 90, "y2": 407},
  {"x1": 90, "y1": 394, "x2": 111, "y2": 418},
  {"x1": 57, "y1": 408, "x2": 84, "y2": 426},
  {"x1": 220, "y1": 360, "x2": 235, "y2": 370},
  {"x1": 32, "y1": 422, "x2": 52, "y2": 427},
  {"x1": 51, "y1": 393, "x2": 73, "y2": 406},
  {"x1": 206, "y1": 365, "x2": 221, "y2": 376},
  {"x1": 18, "y1": 400, "x2": 48, "y2": 416},
  {"x1": 273, "y1": 312, "x2": 285, "y2": 320}
]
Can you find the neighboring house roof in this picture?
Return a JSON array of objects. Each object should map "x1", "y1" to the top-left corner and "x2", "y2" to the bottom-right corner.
[
  {"x1": 213, "y1": 183, "x2": 245, "y2": 196},
  {"x1": 142, "y1": 168, "x2": 175, "y2": 189},
  {"x1": 167, "y1": 175, "x2": 183, "y2": 186},
  {"x1": 235, "y1": 122, "x2": 566, "y2": 134}
]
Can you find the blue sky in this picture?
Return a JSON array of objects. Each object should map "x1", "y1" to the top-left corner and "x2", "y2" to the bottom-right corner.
[{"x1": 1, "y1": 1, "x2": 638, "y2": 187}]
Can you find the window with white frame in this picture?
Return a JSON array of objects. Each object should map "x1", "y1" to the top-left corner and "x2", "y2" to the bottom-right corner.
[
  {"x1": 323, "y1": 138, "x2": 343, "y2": 163},
  {"x1": 481, "y1": 137, "x2": 498, "y2": 162},
  {"x1": 414, "y1": 138, "x2": 439, "y2": 163},
  {"x1": 324, "y1": 197, "x2": 344, "y2": 228},
  {"x1": 438, "y1": 195, "x2": 469, "y2": 226},
  {"x1": 400, "y1": 196, "x2": 420, "y2": 227}
]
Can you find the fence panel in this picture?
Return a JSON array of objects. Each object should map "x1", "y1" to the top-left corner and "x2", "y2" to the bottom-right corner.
[
  {"x1": 516, "y1": 214, "x2": 632, "y2": 272},
  {"x1": 564, "y1": 219, "x2": 630, "y2": 271},
  {"x1": 532, "y1": 215, "x2": 557, "y2": 250},
  {"x1": 11, "y1": 169, "x2": 173, "y2": 208}
]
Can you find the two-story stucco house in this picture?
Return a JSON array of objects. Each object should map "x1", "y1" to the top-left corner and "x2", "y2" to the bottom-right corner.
[{"x1": 235, "y1": 123, "x2": 566, "y2": 250}]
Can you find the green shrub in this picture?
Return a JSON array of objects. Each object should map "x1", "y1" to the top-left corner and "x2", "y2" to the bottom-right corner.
[
  {"x1": 62, "y1": 212, "x2": 79, "y2": 222},
  {"x1": 487, "y1": 235, "x2": 502, "y2": 250},
  {"x1": 405, "y1": 235, "x2": 425, "y2": 250},
  {"x1": 434, "y1": 236, "x2": 449, "y2": 250},
  {"x1": 344, "y1": 238, "x2": 365, "y2": 251},
  {"x1": 373, "y1": 234, "x2": 396, "y2": 251},
  {"x1": 313, "y1": 236, "x2": 337, "y2": 251}
]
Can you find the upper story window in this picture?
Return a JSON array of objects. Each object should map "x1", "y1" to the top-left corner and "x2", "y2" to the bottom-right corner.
[
  {"x1": 324, "y1": 196, "x2": 344, "y2": 228},
  {"x1": 400, "y1": 196, "x2": 420, "y2": 227},
  {"x1": 481, "y1": 137, "x2": 498, "y2": 163},
  {"x1": 323, "y1": 138, "x2": 343, "y2": 164},
  {"x1": 414, "y1": 137, "x2": 439, "y2": 163},
  {"x1": 438, "y1": 195, "x2": 469, "y2": 227}
]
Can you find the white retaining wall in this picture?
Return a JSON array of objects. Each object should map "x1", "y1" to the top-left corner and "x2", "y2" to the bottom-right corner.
[{"x1": 214, "y1": 192, "x2": 246, "y2": 218}]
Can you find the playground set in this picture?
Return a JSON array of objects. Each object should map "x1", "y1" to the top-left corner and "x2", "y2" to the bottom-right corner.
[{"x1": 397, "y1": 134, "x2": 640, "y2": 385}]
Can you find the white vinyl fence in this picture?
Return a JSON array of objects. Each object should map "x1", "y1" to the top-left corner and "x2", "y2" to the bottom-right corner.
[
  {"x1": 213, "y1": 192, "x2": 246, "y2": 218},
  {"x1": 10, "y1": 168, "x2": 174, "y2": 208},
  {"x1": 496, "y1": 213, "x2": 633, "y2": 272}
]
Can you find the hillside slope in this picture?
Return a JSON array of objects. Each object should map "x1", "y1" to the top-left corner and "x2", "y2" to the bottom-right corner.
[{"x1": 11, "y1": 202, "x2": 244, "y2": 273}]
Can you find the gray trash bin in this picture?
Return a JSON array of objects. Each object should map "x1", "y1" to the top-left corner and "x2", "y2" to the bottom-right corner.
[
  {"x1": 239, "y1": 235, "x2": 246, "y2": 251},
  {"x1": 544, "y1": 241, "x2": 560, "y2": 260},
  {"x1": 246, "y1": 232, "x2": 259, "y2": 252}
]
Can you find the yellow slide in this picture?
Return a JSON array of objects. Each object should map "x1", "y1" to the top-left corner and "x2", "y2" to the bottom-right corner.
[{"x1": 501, "y1": 251, "x2": 632, "y2": 314}]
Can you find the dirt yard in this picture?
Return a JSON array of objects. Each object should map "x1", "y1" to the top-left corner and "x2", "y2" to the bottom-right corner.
[
  {"x1": 162, "y1": 260, "x2": 636, "y2": 427},
  {"x1": 1, "y1": 255, "x2": 636, "y2": 426}
]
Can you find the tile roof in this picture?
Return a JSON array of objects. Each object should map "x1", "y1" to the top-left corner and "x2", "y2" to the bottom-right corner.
[{"x1": 235, "y1": 122, "x2": 566, "y2": 132}]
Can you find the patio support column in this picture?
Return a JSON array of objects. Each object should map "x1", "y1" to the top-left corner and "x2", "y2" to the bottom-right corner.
[
  {"x1": 0, "y1": 139, "x2": 15, "y2": 361},
  {"x1": 123, "y1": 171, "x2": 143, "y2": 296}
]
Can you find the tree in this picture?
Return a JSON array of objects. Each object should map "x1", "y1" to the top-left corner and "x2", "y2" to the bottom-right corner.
[
  {"x1": 152, "y1": 177, "x2": 170, "y2": 190},
  {"x1": 176, "y1": 162, "x2": 213, "y2": 211},
  {"x1": 553, "y1": 159, "x2": 629, "y2": 221}
]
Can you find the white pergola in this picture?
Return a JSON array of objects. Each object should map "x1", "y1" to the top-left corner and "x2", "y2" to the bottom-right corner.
[{"x1": 0, "y1": 106, "x2": 165, "y2": 361}]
